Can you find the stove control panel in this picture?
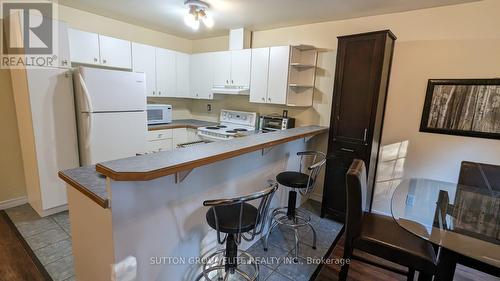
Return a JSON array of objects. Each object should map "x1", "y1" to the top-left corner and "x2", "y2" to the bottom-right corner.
[{"x1": 220, "y1": 109, "x2": 257, "y2": 127}]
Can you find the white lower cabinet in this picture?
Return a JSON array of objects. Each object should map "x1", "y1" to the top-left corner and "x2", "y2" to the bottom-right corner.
[
  {"x1": 146, "y1": 139, "x2": 173, "y2": 152},
  {"x1": 172, "y1": 128, "x2": 188, "y2": 148},
  {"x1": 187, "y1": 128, "x2": 201, "y2": 142},
  {"x1": 147, "y1": 129, "x2": 173, "y2": 152}
]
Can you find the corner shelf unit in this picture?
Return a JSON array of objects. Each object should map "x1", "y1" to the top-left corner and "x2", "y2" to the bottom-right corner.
[{"x1": 287, "y1": 45, "x2": 318, "y2": 107}]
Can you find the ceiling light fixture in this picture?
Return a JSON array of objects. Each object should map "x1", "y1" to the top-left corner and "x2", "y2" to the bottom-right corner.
[{"x1": 184, "y1": 0, "x2": 214, "y2": 30}]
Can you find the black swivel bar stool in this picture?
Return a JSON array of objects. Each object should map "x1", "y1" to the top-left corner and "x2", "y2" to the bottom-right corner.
[
  {"x1": 264, "y1": 151, "x2": 326, "y2": 259},
  {"x1": 198, "y1": 181, "x2": 278, "y2": 281}
]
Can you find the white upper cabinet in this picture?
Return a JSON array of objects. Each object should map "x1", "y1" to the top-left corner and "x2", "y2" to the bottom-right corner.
[
  {"x1": 99, "y1": 35, "x2": 132, "y2": 69},
  {"x1": 132, "y1": 42, "x2": 156, "y2": 97},
  {"x1": 175, "y1": 52, "x2": 190, "y2": 98},
  {"x1": 212, "y1": 51, "x2": 232, "y2": 87},
  {"x1": 212, "y1": 50, "x2": 251, "y2": 92},
  {"x1": 267, "y1": 46, "x2": 290, "y2": 105},
  {"x1": 190, "y1": 53, "x2": 213, "y2": 99},
  {"x1": 68, "y1": 28, "x2": 100, "y2": 65},
  {"x1": 155, "y1": 48, "x2": 176, "y2": 97},
  {"x1": 55, "y1": 21, "x2": 71, "y2": 68},
  {"x1": 68, "y1": 28, "x2": 132, "y2": 69},
  {"x1": 249, "y1": 48, "x2": 270, "y2": 103},
  {"x1": 249, "y1": 46, "x2": 289, "y2": 105},
  {"x1": 230, "y1": 49, "x2": 251, "y2": 88}
]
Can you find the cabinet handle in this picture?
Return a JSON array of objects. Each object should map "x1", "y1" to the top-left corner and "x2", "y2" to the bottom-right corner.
[
  {"x1": 226, "y1": 80, "x2": 229, "y2": 84},
  {"x1": 268, "y1": 97, "x2": 271, "y2": 102},
  {"x1": 152, "y1": 91, "x2": 155, "y2": 95},
  {"x1": 363, "y1": 129, "x2": 368, "y2": 142},
  {"x1": 261, "y1": 97, "x2": 265, "y2": 101},
  {"x1": 93, "y1": 58, "x2": 98, "y2": 62},
  {"x1": 340, "y1": 148, "x2": 355, "y2": 153},
  {"x1": 103, "y1": 59, "x2": 107, "y2": 64},
  {"x1": 62, "y1": 60, "x2": 68, "y2": 65},
  {"x1": 159, "y1": 91, "x2": 162, "y2": 95},
  {"x1": 231, "y1": 80, "x2": 234, "y2": 84}
]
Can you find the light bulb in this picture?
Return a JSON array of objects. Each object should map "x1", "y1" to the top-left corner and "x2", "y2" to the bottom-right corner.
[
  {"x1": 184, "y1": 13, "x2": 199, "y2": 30},
  {"x1": 202, "y1": 14, "x2": 214, "y2": 28},
  {"x1": 190, "y1": 18, "x2": 200, "y2": 30}
]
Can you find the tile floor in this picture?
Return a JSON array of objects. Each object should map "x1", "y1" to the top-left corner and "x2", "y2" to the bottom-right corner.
[
  {"x1": 243, "y1": 200, "x2": 343, "y2": 281},
  {"x1": 5, "y1": 200, "x2": 341, "y2": 281},
  {"x1": 5, "y1": 204, "x2": 75, "y2": 281}
]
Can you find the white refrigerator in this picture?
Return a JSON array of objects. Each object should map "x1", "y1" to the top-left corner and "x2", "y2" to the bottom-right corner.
[{"x1": 73, "y1": 67, "x2": 147, "y2": 166}]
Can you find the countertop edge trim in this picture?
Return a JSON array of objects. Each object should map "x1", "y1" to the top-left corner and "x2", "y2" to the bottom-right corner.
[
  {"x1": 96, "y1": 128, "x2": 328, "y2": 182},
  {"x1": 58, "y1": 172, "x2": 109, "y2": 208}
]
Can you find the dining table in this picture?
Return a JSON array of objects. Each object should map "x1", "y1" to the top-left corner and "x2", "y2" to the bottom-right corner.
[{"x1": 391, "y1": 178, "x2": 500, "y2": 280}]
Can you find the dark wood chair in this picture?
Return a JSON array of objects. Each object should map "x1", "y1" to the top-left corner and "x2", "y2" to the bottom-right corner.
[
  {"x1": 458, "y1": 161, "x2": 500, "y2": 191},
  {"x1": 339, "y1": 159, "x2": 436, "y2": 281}
]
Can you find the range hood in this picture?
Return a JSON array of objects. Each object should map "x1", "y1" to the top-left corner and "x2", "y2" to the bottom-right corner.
[
  {"x1": 211, "y1": 28, "x2": 251, "y2": 95},
  {"x1": 212, "y1": 86, "x2": 249, "y2": 94}
]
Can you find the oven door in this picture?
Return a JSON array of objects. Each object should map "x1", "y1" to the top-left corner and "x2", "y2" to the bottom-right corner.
[{"x1": 197, "y1": 131, "x2": 233, "y2": 141}]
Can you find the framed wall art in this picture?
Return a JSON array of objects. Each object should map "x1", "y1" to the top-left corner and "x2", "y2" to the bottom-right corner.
[{"x1": 420, "y1": 79, "x2": 500, "y2": 140}]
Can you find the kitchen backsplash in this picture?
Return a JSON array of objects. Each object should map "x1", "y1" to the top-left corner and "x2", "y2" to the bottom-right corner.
[{"x1": 149, "y1": 94, "x2": 320, "y2": 127}]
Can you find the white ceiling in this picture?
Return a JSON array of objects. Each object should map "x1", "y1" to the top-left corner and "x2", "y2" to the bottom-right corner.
[{"x1": 58, "y1": 0, "x2": 477, "y2": 39}]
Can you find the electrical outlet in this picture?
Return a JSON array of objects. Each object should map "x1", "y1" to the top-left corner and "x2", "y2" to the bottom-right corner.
[{"x1": 207, "y1": 104, "x2": 212, "y2": 112}]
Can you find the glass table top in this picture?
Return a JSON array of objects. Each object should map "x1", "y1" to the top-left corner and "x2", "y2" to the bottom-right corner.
[{"x1": 391, "y1": 178, "x2": 500, "y2": 268}]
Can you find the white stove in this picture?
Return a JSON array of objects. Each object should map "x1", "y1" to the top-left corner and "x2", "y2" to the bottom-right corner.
[{"x1": 198, "y1": 109, "x2": 258, "y2": 141}]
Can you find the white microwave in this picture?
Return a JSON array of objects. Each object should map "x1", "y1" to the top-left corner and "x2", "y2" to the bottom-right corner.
[{"x1": 147, "y1": 104, "x2": 172, "y2": 125}]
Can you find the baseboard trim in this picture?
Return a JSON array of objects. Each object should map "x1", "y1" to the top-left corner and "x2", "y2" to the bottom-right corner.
[
  {"x1": 308, "y1": 193, "x2": 323, "y2": 203},
  {"x1": 0, "y1": 196, "x2": 28, "y2": 210}
]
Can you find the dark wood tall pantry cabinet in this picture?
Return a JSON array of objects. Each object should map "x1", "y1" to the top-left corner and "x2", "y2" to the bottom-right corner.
[{"x1": 321, "y1": 30, "x2": 396, "y2": 221}]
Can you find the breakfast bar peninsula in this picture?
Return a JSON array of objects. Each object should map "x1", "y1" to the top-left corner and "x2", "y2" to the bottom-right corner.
[{"x1": 58, "y1": 125, "x2": 328, "y2": 281}]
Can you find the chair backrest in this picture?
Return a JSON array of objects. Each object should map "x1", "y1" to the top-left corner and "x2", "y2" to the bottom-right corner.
[
  {"x1": 203, "y1": 181, "x2": 278, "y2": 244},
  {"x1": 345, "y1": 159, "x2": 367, "y2": 243},
  {"x1": 458, "y1": 161, "x2": 500, "y2": 192},
  {"x1": 298, "y1": 151, "x2": 327, "y2": 195}
]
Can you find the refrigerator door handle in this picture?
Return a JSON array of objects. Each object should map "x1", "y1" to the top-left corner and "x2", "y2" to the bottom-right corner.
[
  {"x1": 78, "y1": 72, "x2": 94, "y2": 149},
  {"x1": 83, "y1": 112, "x2": 93, "y2": 149},
  {"x1": 78, "y1": 72, "x2": 94, "y2": 113}
]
